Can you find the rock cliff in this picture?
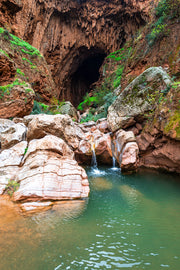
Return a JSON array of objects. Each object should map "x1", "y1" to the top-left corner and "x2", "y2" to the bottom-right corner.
[{"x1": 0, "y1": 0, "x2": 151, "y2": 105}]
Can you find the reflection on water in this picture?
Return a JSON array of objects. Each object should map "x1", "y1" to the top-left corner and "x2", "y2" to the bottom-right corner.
[{"x1": 0, "y1": 167, "x2": 180, "y2": 270}]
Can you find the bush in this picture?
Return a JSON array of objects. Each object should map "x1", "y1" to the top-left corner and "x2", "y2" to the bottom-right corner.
[
  {"x1": 31, "y1": 100, "x2": 52, "y2": 115},
  {"x1": 155, "y1": 0, "x2": 180, "y2": 19},
  {"x1": 5, "y1": 180, "x2": 20, "y2": 197}
]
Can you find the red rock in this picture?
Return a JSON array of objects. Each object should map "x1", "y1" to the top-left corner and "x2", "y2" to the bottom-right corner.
[
  {"x1": 112, "y1": 129, "x2": 139, "y2": 172},
  {"x1": 121, "y1": 142, "x2": 139, "y2": 172},
  {"x1": 0, "y1": 84, "x2": 35, "y2": 119}
]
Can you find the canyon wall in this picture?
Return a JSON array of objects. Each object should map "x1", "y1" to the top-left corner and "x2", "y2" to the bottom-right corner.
[{"x1": 0, "y1": 0, "x2": 151, "y2": 104}]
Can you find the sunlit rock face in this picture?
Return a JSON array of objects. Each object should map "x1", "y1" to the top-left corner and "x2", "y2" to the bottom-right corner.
[
  {"x1": 0, "y1": 141, "x2": 27, "y2": 195},
  {"x1": 13, "y1": 135, "x2": 89, "y2": 202},
  {"x1": 0, "y1": 0, "x2": 151, "y2": 105},
  {"x1": 0, "y1": 119, "x2": 27, "y2": 149}
]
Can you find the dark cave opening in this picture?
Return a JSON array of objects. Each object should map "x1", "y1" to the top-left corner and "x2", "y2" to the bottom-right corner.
[{"x1": 70, "y1": 52, "x2": 106, "y2": 107}]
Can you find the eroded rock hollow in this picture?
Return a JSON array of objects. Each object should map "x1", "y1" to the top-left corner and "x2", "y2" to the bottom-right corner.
[{"x1": 0, "y1": 0, "x2": 150, "y2": 106}]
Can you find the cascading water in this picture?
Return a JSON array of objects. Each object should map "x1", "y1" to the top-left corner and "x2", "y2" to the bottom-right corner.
[
  {"x1": 112, "y1": 156, "x2": 119, "y2": 171},
  {"x1": 112, "y1": 156, "x2": 116, "y2": 168},
  {"x1": 90, "y1": 136, "x2": 97, "y2": 168},
  {"x1": 90, "y1": 136, "x2": 105, "y2": 175},
  {"x1": 111, "y1": 138, "x2": 119, "y2": 170},
  {"x1": 91, "y1": 148, "x2": 97, "y2": 168}
]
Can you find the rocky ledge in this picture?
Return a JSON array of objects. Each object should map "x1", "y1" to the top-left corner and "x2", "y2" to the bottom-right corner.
[{"x1": 0, "y1": 112, "x2": 140, "y2": 213}]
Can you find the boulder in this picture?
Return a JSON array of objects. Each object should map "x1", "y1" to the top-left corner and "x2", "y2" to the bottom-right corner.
[
  {"x1": 26, "y1": 114, "x2": 84, "y2": 149},
  {"x1": 107, "y1": 67, "x2": 172, "y2": 132},
  {"x1": 0, "y1": 83, "x2": 35, "y2": 119},
  {"x1": 0, "y1": 141, "x2": 27, "y2": 194},
  {"x1": 0, "y1": 119, "x2": 27, "y2": 149},
  {"x1": 96, "y1": 118, "x2": 109, "y2": 133},
  {"x1": 112, "y1": 129, "x2": 139, "y2": 172},
  {"x1": 13, "y1": 135, "x2": 89, "y2": 202},
  {"x1": 120, "y1": 142, "x2": 139, "y2": 172},
  {"x1": 50, "y1": 101, "x2": 78, "y2": 121}
]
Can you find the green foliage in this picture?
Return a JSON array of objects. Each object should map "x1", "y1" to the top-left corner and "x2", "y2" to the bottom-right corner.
[
  {"x1": 155, "y1": 0, "x2": 180, "y2": 19},
  {"x1": 172, "y1": 81, "x2": 180, "y2": 89},
  {"x1": 77, "y1": 46, "x2": 133, "y2": 122},
  {"x1": 80, "y1": 91, "x2": 116, "y2": 123},
  {"x1": 31, "y1": 100, "x2": 51, "y2": 115},
  {"x1": 146, "y1": 0, "x2": 180, "y2": 46},
  {"x1": 0, "y1": 79, "x2": 28, "y2": 98},
  {"x1": 22, "y1": 57, "x2": 37, "y2": 69},
  {"x1": 24, "y1": 147, "x2": 28, "y2": 155},
  {"x1": 146, "y1": 22, "x2": 168, "y2": 46},
  {"x1": 0, "y1": 27, "x2": 42, "y2": 57},
  {"x1": 113, "y1": 66, "x2": 124, "y2": 89},
  {"x1": 5, "y1": 180, "x2": 20, "y2": 197},
  {"x1": 16, "y1": 68, "x2": 25, "y2": 76},
  {"x1": 10, "y1": 34, "x2": 42, "y2": 57},
  {"x1": 0, "y1": 27, "x2": 4, "y2": 34},
  {"x1": 77, "y1": 94, "x2": 97, "y2": 111},
  {"x1": 0, "y1": 48, "x2": 10, "y2": 58},
  {"x1": 164, "y1": 110, "x2": 180, "y2": 137}
]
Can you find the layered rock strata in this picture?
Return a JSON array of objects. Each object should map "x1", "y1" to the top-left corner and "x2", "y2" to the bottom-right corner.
[{"x1": 13, "y1": 135, "x2": 89, "y2": 202}]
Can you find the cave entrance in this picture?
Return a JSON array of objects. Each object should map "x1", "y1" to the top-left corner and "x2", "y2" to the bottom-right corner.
[{"x1": 70, "y1": 50, "x2": 106, "y2": 107}]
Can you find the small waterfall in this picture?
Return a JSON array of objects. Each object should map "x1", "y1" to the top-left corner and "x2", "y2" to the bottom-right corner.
[
  {"x1": 90, "y1": 136, "x2": 105, "y2": 175},
  {"x1": 90, "y1": 136, "x2": 97, "y2": 168},
  {"x1": 112, "y1": 156, "x2": 116, "y2": 168},
  {"x1": 111, "y1": 138, "x2": 119, "y2": 171},
  {"x1": 91, "y1": 148, "x2": 97, "y2": 168}
]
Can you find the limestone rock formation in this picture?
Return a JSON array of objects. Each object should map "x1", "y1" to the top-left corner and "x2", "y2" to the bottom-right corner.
[
  {"x1": 107, "y1": 67, "x2": 172, "y2": 132},
  {"x1": 50, "y1": 101, "x2": 79, "y2": 121},
  {"x1": 13, "y1": 135, "x2": 89, "y2": 202},
  {"x1": 0, "y1": 119, "x2": 27, "y2": 149},
  {"x1": 26, "y1": 114, "x2": 84, "y2": 149},
  {"x1": 112, "y1": 129, "x2": 139, "y2": 172},
  {"x1": 0, "y1": 141, "x2": 27, "y2": 194}
]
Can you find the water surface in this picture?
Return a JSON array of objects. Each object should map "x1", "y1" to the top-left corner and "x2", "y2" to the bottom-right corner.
[{"x1": 0, "y1": 167, "x2": 180, "y2": 269}]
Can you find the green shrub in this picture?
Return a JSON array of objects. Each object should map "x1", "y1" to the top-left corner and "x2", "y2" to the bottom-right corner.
[
  {"x1": 31, "y1": 100, "x2": 52, "y2": 115},
  {"x1": 5, "y1": 180, "x2": 20, "y2": 197},
  {"x1": 113, "y1": 66, "x2": 124, "y2": 89},
  {"x1": 155, "y1": 0, "x2": 180, "y2": 19},
  {"x1": 80, "y1": 91, "x2": 117, "y2": 123},
  {"x1": 16, "y1": 68, "x2": 25, "y2": 76},
  {"x1": 0, "y1": 48, "x2": 10, "y2": 58},
  {"x1": 77, "y1": 94, "x2": 97, "y2": 111},
  {"x1": 0, "y1": 79, "x2": 28, "y2": 98},
  {"x1": 146, "y1": 0, "x2": 179, "y2": 46},
  {"x1": 0, "y1": 27, "x2": 42, "y2": 57},
  {"x1": 147, "y1": 23, "x2": 168, "y2": 46}
]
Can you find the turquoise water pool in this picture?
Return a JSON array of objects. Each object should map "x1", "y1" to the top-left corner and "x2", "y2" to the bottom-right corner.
[{"x1": 0, "y1": 167, "x2": 180, "y2": 269}]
